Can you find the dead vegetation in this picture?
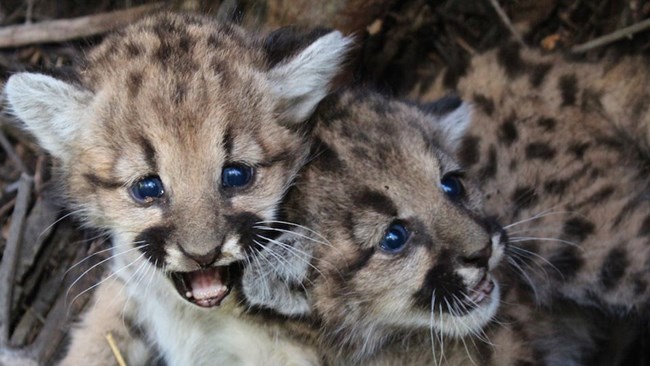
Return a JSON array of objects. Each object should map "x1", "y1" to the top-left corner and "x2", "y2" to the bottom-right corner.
[{"x1": 0, "y1": 0, "x2": 648, "y2": 364}]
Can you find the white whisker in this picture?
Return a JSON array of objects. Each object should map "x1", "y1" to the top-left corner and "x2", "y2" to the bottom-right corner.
[
  {"x1": 509, "y1": 245, "x2": 563, "y2": 278},
  {"x1": 67, "y1": 251, "x2": 146, "y2": 309},
  {"x1": 253, "y1": 225, "x2": 331, "y2": 247},
  {"x1": 252, "y1": 239, "x2": 293, "y2": 290},
  {"x1": 64, "y1": 241, "x2": 134, "y2": 276},
  {"x1": 255, "y1": 219, "x2": 331, "y2": 245},
  {"x1": 504, "y1": 209, "x2": 577, "y2": 229},
  {"x1": 438, "y1": 303, "x2": 445, "y2": 365},
  {"x1": 39, "y1": 208, "x2": 87, "y2": 239},
  {"x1": 509, "y1": 236, "x2": 581, "y2": 249},
  {"x1": 507, "y1": 256, "x2": 541, "y2": 303},
  {"x1": 256, "y1": 234, "x2": 328, "y2": 282},
  {"x1": 429, "y1": 289, "x2": 437, "y2": 366},
  {"x1": 65, "y1": 244, "x2": 148, "y2": 304},
  {"x1": 120, "y1": 258, "x2": 150, "y2": 328}
]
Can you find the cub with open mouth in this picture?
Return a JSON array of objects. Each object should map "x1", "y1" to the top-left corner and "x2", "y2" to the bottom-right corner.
[{"x1": 5, "y1": 13, "x2": 352, "y2": 365}]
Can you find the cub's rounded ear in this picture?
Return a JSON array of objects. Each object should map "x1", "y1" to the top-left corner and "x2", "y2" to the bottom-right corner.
[
  {"x1": 265, "y1": 27, "x2": 355, "y2": 125},
  {"x1": 4, "y1": 72, "x2": 92, "y2": 160},
  {"x1": 264, "y1": 26, "x2": 334, "y2": 68},
  {"x1": 421, "y1": 95, "x2": 472, "y2": 153}
]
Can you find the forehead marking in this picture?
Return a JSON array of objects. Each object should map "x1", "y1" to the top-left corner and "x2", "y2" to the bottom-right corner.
[
  {"x1": 352, "y1": 189, "x2": 398, "y2": 217},
  {"x1": 311, "y1": 137, "x2": 345, "y2": 173},
  {"x1": 138, "y1": 135, "x2": 157, "y2": 172},
  {"x1": 336, "y1": 247, "x2": 376, "y2": 284},
  {"x1": 222, "y1": 126, "x2": 234, "y2": 159},
  {"x1": 84, "y1": 173, "x2": 123, "y2": 190},
  {"x1": 477, "y1": 145, "x2": 498, "y2": 180},
  {"x1": 458, "y1": 135, "x2": 481, "y2": 167},
  {"x1": 259, "y1": 149, "x2": 294, "y2": 168},
  {"x1": 127, "y1": 71, "x2": 144, "y2": 98}
]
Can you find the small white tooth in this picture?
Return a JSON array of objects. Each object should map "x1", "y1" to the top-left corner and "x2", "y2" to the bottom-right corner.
[{"x1": 186, "y1": 291, "x2": 193, "y2": 298}]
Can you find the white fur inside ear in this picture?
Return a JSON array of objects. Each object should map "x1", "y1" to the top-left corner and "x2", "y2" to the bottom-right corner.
[
  {"x1": 268, "y1": 31, "x2": 353, "y2": 124},
  {"x1": 436, "y1": 102, "x2": 472, "y2": 150},
  {"x1": 5, "y1": 73, "x2": 92, "y2": 160}
]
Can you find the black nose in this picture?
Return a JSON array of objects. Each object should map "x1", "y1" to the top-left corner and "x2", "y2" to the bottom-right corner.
[{"x1": 458, "y1": 244, "x2": 492, "y2": 268}]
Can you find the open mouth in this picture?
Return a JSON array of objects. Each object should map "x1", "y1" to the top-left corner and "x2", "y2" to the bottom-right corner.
[
  {"x1": 170, "y1": 264, "x2": 238, "y2": 308},
  {"x1": 467, "y1": 274, "x2": 495, "y2": 305}
]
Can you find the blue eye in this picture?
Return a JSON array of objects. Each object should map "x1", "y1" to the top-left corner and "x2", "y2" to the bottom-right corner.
[
  {"x1": 440, "y1": 174, "x2": 465, "y2": 200},
  {"x1": 379, "y1": 223, "x2": 409, "y2": 253},
  {"x1": 222, "y1": 164, "x2": 254, "y2": 188},
  {"x1": 131, "y1": 176, "x2": 164, "y2": 204}
]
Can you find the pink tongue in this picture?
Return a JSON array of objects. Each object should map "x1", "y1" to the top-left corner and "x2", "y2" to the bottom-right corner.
[{"x1": 186, "y1": 268, "x2": 226, "y2": 301}]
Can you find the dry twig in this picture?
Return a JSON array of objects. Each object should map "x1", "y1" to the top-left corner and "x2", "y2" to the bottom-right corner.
[
  {"x1": 0, "y1": 130, "x2": 29, "y2": 175},
  {"x1": 106, "y1": 332, "x2": 127, "y2": 366},
  {"x1": 29, "y1": 230, "x2": 101, "y2": 363},
  {"x1": 487, "y1": 0, "x2": 525, "y2": 46},
  {"x1": 571, "y1": 17, "x2": 650, "y2": 53},
  {"x1": 0, "y1": 174, "x2": 33, "y2": 346},
  {"x1": 0, "y1": 3, "x2": 165, "y2": 48},
  {"x1": 25, "y1": 0, "x2": 34, "y2": 25}
]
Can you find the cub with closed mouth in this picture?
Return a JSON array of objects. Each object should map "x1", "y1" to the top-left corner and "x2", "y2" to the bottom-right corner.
[{"x1": 241, "y1": 91, "x2": 536, "y2": 365}]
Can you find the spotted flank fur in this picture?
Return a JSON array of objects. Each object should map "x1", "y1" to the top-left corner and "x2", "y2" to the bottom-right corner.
[
  {"x1": 4, "y1": 12, "x2": 352, "y2": 365},
  {"x1": 240, "y1": 45, "x2": 650, "y2": 364},
  {"x1": 241, "y1": 90, "x2": 540, "y2": 365},
  {"x1": 417, "y1": 44, "x2": 650, "y2": 314}
]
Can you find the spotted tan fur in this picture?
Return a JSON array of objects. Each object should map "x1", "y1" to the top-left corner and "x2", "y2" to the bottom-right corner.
[
  {"x1": 239, "y1": 46, "x2": 650, "y2": 364},
  {"x1": 5, "y1": 12, "x2": 352, "y2": 365},
  {"x1": 417, "y1": 45, "x2": 650, "y2": 314},
  {"x1": 240, "y1": 90, "x2": 541, "y2": 365}
]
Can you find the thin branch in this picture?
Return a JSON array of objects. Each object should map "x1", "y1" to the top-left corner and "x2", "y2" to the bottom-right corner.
[
  {"x1": 571, "y1": 17, "x2": 650, "y2": 53},
  {"x1": 25, "y1": 0, "x2": 34, "y2": 24},
  {"x1": 0, "y1": 130, "x2": 29, "y2": 175},
  {"x1": 487, "y1": 0, "x2": 525, "y2": 46},
  {"x1": 0, "y1": 3, "x2": 165, "y2": 48},
  {"x1": 0, "y1": 197, "x2": 17, "y2": 218},
  {"x1": 30, "y1": 235, "x2": 104, "y2": 363},
  {"x1": 106, "y1": 333, "x2": 127, "y2": 366},
  {"x1": 0, "y1": 174, "x2": 33, "y2": 346}
]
